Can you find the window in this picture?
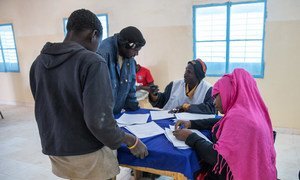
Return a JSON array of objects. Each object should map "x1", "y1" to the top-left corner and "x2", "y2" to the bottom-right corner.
[
  {"x1": 63, "y1": 14, "x2": 109, "y2": 40},
  {"x1": 193, "y1": 1, "x2": 266, "y2": 77},
  {"x1": 0, "y1": 24, "x2": 19, "y2": 72}
]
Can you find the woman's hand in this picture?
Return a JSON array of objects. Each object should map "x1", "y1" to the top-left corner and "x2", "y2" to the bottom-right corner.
[
  {"x1": 175, "y1": 120, "x2": 191, "y2": 129},
  {"x1": 173, "y1": 129, "x2": 193, "y2": 141}
]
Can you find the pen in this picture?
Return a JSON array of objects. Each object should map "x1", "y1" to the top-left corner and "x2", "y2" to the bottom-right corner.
[{"x1": 174, "y1": 124, "x2": 184, "y2": 131}]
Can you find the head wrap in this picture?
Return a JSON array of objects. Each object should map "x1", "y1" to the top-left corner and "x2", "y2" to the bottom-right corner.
[
  {"x1": 188, "y1": 58, "x2": 207, "y2": 81},
  {"x1": 118, "y1": 26, "x2": 146, "y2": 49},
  {"x1": 211, "y1": 68, "x2": 276, "y2": 180}
]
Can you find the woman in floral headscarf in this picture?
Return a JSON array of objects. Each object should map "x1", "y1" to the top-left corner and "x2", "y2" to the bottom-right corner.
[
  {"x1": 173, "y1": 68, "x2": 276, "y2": 180},
  {"x1": 149, "y1": 59, "x2": 215, "y2": 114}
]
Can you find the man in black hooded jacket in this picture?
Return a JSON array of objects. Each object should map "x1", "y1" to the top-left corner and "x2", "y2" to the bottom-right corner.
[{"x1": 30, "y1": 9, "x2": 148, "y2": 179}]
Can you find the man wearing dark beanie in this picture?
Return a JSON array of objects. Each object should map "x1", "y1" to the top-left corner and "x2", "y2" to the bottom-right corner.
[
  {"x1": 97, "y1": 26, "x2": 146, "y2": 114},
  {"x1": 149, "y1": 59, "x2": 215, "y2": 114}
]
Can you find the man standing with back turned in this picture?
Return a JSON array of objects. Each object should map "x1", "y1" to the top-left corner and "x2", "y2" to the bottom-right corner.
[{"x1": 30, "y1": 9, "x2": 148, "y2": 180}]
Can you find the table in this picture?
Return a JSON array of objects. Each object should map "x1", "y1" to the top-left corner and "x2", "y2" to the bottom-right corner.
[{"x1": 116, "y1": 109, "x2": 211, "y2": 180}]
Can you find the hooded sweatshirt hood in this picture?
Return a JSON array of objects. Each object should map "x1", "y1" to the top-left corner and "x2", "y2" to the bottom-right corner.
[{"x1": 40, "y1": 42, "x2": 85, "y2": 69}]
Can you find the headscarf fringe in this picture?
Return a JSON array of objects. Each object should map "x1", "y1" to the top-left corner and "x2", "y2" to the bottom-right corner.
[{"x1": 213, "y1": 154, "x2": 233, "y2": 180}]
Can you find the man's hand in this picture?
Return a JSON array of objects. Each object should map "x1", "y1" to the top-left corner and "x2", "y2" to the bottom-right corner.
[
  {"x1": 124, "y1": 134, "x2": 148, "y2": 159},
  {"x1": 149, "y1": 85, "x2": 159, "y2": 96},
  {"x1": 175, "y1": 120, "x2": 191, "y2": 130},
  {"x1": 173, "y1": 129, "x2": 193, "y2": 141},
  {"x1": 129, "y1": 139, "x2": 148, "y2": 159},
  {"x1": 168, "y1": 106, "x2": 185, "y2": 113},
  {"x1": 136, "y1": 85, "x2": 142, "y2": 91}
]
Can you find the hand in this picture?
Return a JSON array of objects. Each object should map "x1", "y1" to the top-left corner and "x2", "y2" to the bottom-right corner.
[
  {"x1": 175, "y1": 120, "x2": 191, "y2": 130},
  {"x1": 149, "y1": 85, "x2": 159, "y2": 95},
  {"x1": 168, "y1": 106, "x2": 184, "y2": 114},
  {"x1": 173, "y1": 129, "x2": 193, "y2": 141},
  {"x1": 129, "y1": 139, "x2": 149, "y2": 159},
  {"x1": 136, "y1": 85, "x2": 142, "y2": 91}
]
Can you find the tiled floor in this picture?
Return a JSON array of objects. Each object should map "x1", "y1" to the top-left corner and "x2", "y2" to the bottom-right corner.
[{"x1": 0, "y1": 105, "x2": 299, "y2": 180}]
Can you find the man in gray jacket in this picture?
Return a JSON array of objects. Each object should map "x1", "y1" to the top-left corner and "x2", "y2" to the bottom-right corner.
[{"x1": 30, "y1": 9, "x2": 148, "y2": 179}]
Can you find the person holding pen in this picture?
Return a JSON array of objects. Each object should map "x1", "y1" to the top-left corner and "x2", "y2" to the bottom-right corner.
[{"x1": 173, "y1": 68, "x2": 276, "y2": 180}]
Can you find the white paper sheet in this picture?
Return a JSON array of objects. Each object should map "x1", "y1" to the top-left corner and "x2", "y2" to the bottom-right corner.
[
  {"x1": 170, "y1": 125, "x2": 211, "y2": 142},
  {"x1": 117, "y1": 123, "x2": 126, "y2": 128},
  {"x1": 165, "y1": 125, "x2": 211, "y2": 149},
  {"x1": 164, "y1": 128, "x2": 190, "y2": 149},
  {"x1": 125, "y1": 121, "x2": 165, "y2": 139},
  {"x1": 116, "y1": 113, "x2": 149, "y2": 125},
  {"x1": 136, "y1": 89, "x2": 149, "y2": 101},
  {"x1": 150, "y1": 110, "x2": 175, "y2": 120},
  {"x1": 175, "y1": 112, "x2": 215, "y2": 121}
]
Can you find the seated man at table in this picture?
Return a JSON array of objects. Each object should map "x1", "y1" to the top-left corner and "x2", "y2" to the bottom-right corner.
[
  {"x1": 135, "y1": 63, "x2": 156, "y2": 108},
  {"x1": 148, "y1": 59, "x2": 215, "y2": 114},
  {"x1": 136, "y1": 63, "x2": 155, "y2": 92}
]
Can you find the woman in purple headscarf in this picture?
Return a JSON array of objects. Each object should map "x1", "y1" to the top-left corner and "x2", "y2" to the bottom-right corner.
[{"x1": 173, "y1": 68, "x2": 276, "y2": 180}]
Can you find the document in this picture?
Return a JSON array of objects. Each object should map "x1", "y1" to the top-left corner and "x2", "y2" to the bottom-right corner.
[
  {"x1": 116, "y1": 113, "x2": 149, "y2": 125},
  {"x1": 125, "y1": 121, "x2": 165, "y2": 139},
  {"x1": 170, "y1": 125, "x2": 211, "y2": 142},
  {"x1": 165, "y1": 125, "x2": 211, "y2": 149},
  {"x1": 150, "y1": 110, "x2": 175, "y2": 120},
  {"x1": 117, "y1": 123, "x2": 126, "y2": 128},
  {"x1": 165, "y1": 128, "x2": 190, "y2": 149},
  {"x1": 175, "y1": 112, "x2": 215, "y2": 121}
]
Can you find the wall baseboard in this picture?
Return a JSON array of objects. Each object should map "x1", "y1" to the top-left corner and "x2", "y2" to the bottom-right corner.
[
  {"x1": 0, "y1": 100, "x2": 34, "y2": 107},
  {"x1": 274, "y1": 127, "x2": 300, "y2": 135}
]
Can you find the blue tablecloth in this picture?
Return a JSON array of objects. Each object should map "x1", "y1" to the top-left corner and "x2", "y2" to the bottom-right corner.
[{"x1": 116, "y1": 109, "x2": 211, "y2": 179}]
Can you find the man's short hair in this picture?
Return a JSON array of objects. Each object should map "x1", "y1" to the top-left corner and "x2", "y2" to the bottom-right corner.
[{"x1": 66, "y1": 9, "x2": 103, "y2": 37}]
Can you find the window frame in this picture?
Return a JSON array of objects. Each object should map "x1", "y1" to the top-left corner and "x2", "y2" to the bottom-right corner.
[
  {"x1": 63, "y1": 13, "x2": 109, "y2": 40},
  {"x1": 0, "y1": 23, "x2": 20, "y2": 72},
  {"x1": 193, "y1": 0, "x2": 267, "y2": 78}
]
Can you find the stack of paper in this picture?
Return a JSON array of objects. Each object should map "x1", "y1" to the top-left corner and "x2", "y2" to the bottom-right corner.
[
  {"x1": 150, "y1": 110, "x2": 175, "y2": 120},
  {"x1": 116, "y1": 113, "x2": 149, "y2": 126},
  {"x1": 164, "y1": 128, "x2": 190, "y2": 149},
  {"x1": 125, "y1": 121, "x2": 165, "y2": 139},
  {"x1": 164, "y1": 125, "x2": 211, "y2": 149},
  {"x1": 175, "y1": 112, "x2": 215, "y2": 121}
]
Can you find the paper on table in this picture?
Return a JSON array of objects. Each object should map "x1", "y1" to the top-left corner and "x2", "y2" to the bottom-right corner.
[
  {"x1": 175, "y1": 112, "x2": 215, "y2": 121},
  {"x1": 170, "y1": 125, "x2": 211, "y2": 142},
  {"x1": 166, "y1": 125, "x2": 212, "y2": 149},
  {"x1": 150, "y1": 110, "x2": 175, "y2": 120},
  {"x1": 164, "y1": 128, "x2": 190, "y2": 149},
  {"x1": 117, "y1": 123, "x2": 126, "y2": 128},
  {"x1": 125, "y1": 121, "x2": 165, "y2": 139},
  {"x1": 116, "y1": 113, "x2": 149, "y2": 125}
]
